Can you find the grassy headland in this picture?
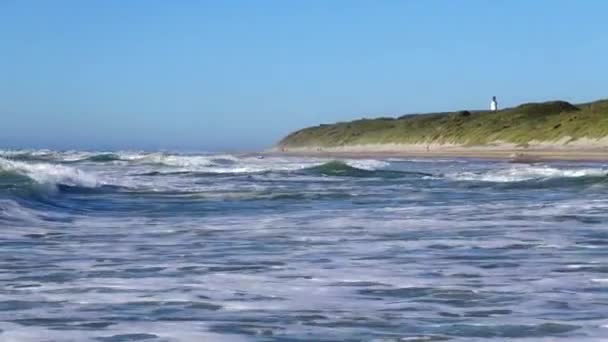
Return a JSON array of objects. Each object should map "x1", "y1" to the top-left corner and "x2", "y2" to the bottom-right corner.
[{"x1": 278, "y1": 99, "x2": 608, "y2": 151}]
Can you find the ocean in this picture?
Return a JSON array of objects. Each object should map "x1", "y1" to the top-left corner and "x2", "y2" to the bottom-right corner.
[{"x1": 0, "y1": 150, "x2": 607, "y2": 341}]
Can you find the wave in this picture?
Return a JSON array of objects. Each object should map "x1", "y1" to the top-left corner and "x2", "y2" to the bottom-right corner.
[
  {"x1": 447, "y1": 165, "x2": 608, "y2": 184},
  {"x1": 0, "y1": 199, "x2": 47, "y2": 224},
  {"x1": 82, "y1": 153, "x2": 122, "y2": 162},
  {"x1": 135, "y1": 153, "x2": 238, "y2": 168},
  {"x1": 128, "y1": 157, "x2": 404, "y2": 178},
  {"x1": 0, "y1": 150, "x2": 126, "y2": 164},
  {"x1": 0, "y1": 150, "x2": 236, "y2": 169},
  {"x1": 128, "y1": 154, "x2": 315, "y2": 174},
  {"x1": 304, "y1": 161, "x2": 381, "y2": 177},
  {"x1": 0, "y1": 149, "x2": 61, "y2": 162},
  {"x1": 0, "y1": 157, "x2": 101, "y2": 191},
  {"x1": 0, "y1": 150, "x2": 156, "y2": 164},
  {"x1": 0, "y1": 151, "x2": 395, "y2": 176},
  {"x1": 135, "y1": 159, "x2": 394, "y2": 177},
  {"x1": 62, "y1": 151, "x2": 146, "y2": 163},
  {"x1": 300, "y1": 161, "x2": 430, "y2": 178}
]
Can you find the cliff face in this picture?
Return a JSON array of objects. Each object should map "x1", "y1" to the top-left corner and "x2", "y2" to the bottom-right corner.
[{"x1": 278, "y1": 99, "x2": 608, "y2": 148}]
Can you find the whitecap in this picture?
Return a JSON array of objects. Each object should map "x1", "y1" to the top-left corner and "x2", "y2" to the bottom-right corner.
[
  {"x1": 591, "y1": 278, "x2": 608, "y2": 283},
  {"x1": 345, "y1": 159, "x2": 390, "y2": 170},
  {"x1": 447, "y1": 165, "x2": 607, "y2": 183},
  {"x1": 0, "y1": 157, "x2": 100, "y2": 188}
]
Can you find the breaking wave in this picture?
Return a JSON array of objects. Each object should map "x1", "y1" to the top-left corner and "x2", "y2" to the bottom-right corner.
[
  {"x1": 137, "y1": 153, "x2": 232, "y2": 168},
  {"x1": 301, "y1": 160, "x2": 428, "y2": 178},
  {"x1": 447, "y1": 165, "x2": 608, "y2": 184},
  {"x1": 2, "y1": 152, "x2": 606, "y2": 204},
  {"x1": 0, "y1": 151, "x2": 395, "y2": 175},
  {"x1": 0, "y1": 149, "x2": 60, "y2": 162},
  {"x1": 0, "y1": 199, "x2": 47, "y2": 224},
  {"x1": 83, "y1": 153, "x2": 122, "y2": 162},
  {"x1": 0, "y1": 157, "x2": 101, "y2": 190}
]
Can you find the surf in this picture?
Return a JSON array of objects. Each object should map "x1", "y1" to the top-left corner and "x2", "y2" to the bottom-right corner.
[
  {"x1": 0, "y1": 157, "x2": 102, "y2": 192},
  {"x1": 446, "y1": 164, "x2": 608, "y2": 186}
]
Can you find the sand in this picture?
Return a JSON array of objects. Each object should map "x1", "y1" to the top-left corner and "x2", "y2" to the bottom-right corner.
[{"x1": 270, "y1": 137, "x2": 608, "y2": 161}]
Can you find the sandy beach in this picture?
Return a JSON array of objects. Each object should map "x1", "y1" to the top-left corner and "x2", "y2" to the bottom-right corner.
[{"x1": 272, "y1": 138, "x2": 608, "y2": 161}]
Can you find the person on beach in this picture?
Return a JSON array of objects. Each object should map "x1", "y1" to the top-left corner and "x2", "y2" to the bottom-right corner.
[{"x1": 490, "y1": 96, "x2": 498, "y2": 111}]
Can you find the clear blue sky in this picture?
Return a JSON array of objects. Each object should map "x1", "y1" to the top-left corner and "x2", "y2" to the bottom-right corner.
[{"x1": 1, "y1": 1, "x2": 607, "y2": 151}]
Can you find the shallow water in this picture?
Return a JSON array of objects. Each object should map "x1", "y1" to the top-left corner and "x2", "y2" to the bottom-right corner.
[{"x1": 1, "y1": 150, "x2": 607, "y2": 341}]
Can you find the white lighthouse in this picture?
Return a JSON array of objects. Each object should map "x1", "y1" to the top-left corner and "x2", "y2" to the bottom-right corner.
[{"x1": 490, "y1": 96, "x2": 498, "y2": 111}]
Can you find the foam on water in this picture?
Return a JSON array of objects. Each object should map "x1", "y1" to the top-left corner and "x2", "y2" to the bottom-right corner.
[
  {"x1": 344, "y1": 159, "x2": 390, "y2": 170},
  {"x1": 140, "y1": 153, "x2": 228, "y2": 168},
  {"x1": 2, "y1": 151, "x2": 393, "y2": 177},
  {"x1": 1, "y1": 150, "x2": 607, "y2": 340},
  {"x1": 0, "y1": 199, "x2": 45, "y2": 223},
  {"x1": 447, "y1": 164, "x2": 607, "y2": 182},
  {"x1": 129, "y1": 153, "x2": 316, "y2": 174},
  {"x1": 0, "y1": 157, "x2": 100, "y2": 188}
]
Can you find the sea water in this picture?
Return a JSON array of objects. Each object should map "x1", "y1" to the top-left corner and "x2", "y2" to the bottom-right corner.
[{"x1": 0, "y1": 150, "x2": 607, "y2": 341}]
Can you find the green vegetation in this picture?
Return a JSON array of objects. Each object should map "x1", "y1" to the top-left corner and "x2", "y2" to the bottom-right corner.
[{"x1": 278, "y1": 99, "x2": 608, "y2": 148}]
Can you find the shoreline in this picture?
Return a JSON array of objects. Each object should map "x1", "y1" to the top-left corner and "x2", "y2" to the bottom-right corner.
[{"x1": 268, "y1": 142, "x2": 608, "y2": 162}]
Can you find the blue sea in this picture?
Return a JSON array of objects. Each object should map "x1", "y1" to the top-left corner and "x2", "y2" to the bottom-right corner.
[{"x1": 1, "y1": 150, "x2": 607, "y2": 341}]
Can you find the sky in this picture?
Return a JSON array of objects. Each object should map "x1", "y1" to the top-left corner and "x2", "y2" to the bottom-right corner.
[{"x1": 1, "y1": 0, "x2": 607, "y2": 151}]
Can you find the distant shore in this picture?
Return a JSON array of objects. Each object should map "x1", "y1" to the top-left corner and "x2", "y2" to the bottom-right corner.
[
  {"x1": 270, "y1": 140, "x2": 608, "y2": 162},
  {"x1": 276, "y1": 99, "x2": 608, "y2": 161}
]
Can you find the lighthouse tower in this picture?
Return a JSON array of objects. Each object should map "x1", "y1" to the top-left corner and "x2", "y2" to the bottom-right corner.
[{"x1": 490, "y1": 96, "x2": 498, "y2": 111}]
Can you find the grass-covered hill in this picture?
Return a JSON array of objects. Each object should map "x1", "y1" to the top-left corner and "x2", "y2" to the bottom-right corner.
[{"x1": 278, "y1": 99, "x2": 608, "y2": 148}]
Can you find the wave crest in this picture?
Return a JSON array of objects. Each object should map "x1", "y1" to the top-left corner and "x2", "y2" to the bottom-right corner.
[
  {"x1": 302, "y1": 160, "x2": 428, "y2": 178},
  {"x1": 0, "y1": 157, "x2": 100, "y2": 189},
  {"x1": 448, "y1": 165, "x2": 607, "y2": 183}
]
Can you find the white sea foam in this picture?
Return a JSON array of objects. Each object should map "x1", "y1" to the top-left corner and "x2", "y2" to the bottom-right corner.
[
  {"x1": 0, "y1": 149, "x2": 98, "y2": 162},
  {"x1": 116, "y1": 152, "x2": 391, "y2": 174},
  {"x1": 2, "y1": 150, "x2": 392, "y2": 176},
  {"x1": 0, "y1": 199, "x2": 44, "y2": 224},
  {"x1": 141, "y1": 153, "x2": 218, "y2": 167},
  {"x1": 0, "y1": 199, "x2": 72, "y2": 233},
  {"x1": 591, "y1": 278, "x2": 608, "y2": 283},
  {"x1": 59, "y1": 150, "x2": 98, "y2": 162},
  {"x1": 0, "y1": 321, "x2": 248, "y2": 342},
  {"x1": 0, "y1": 157, "x2": 100, "y2": 188},
  {"x1": 345, "y1": 159, "x2": 390, "y2": 170},
  {"x1": 1, "y1": 153, "x2": 607, "y2": 340},
  {"x1": 447, "y1": 165, "x2": 607, "y2": 182}
]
